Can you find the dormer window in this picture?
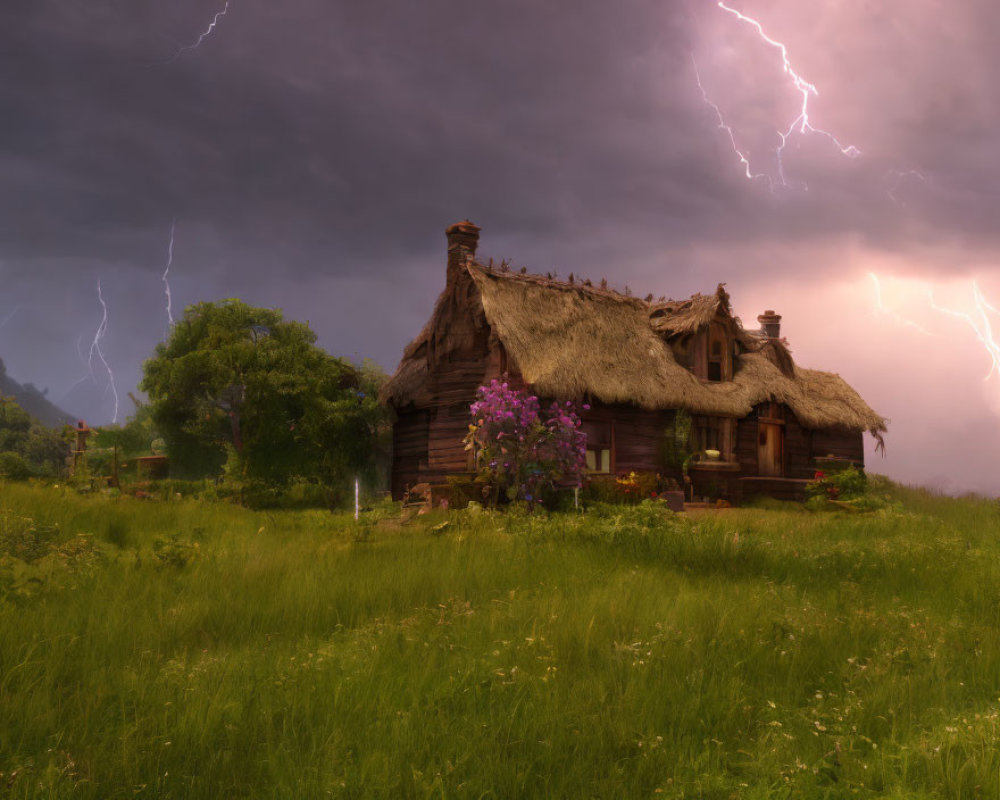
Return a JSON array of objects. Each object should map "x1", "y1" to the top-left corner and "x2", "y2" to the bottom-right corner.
[
  {"x1": 704, "y1": 322, "x2": 731, "y2": 382},
  {"x1": 708, "y1": 339, "x2": 723, "y2": 381}
]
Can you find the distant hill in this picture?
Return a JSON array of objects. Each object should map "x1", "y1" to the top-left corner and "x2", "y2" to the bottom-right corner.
[{"x1": 0, "y1": 358, "x2": 76, "y2": 428}]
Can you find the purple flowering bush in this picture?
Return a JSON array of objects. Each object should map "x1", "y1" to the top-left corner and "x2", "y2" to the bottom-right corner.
[{"x1": 463, "y1": 379, "x2": 586, "y2": 508}]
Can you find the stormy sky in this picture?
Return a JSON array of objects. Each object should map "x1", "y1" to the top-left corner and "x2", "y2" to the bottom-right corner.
[{"x1": 2, "y1": 0, "x2": 999, "y2": 494}]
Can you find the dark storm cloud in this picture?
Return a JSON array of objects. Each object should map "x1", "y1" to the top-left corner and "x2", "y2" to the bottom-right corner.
[
  {"x1": 5, "y1": 0, "x2": 999, "y2": 280},
  {"x1": 0, "y1": 0, "x2": 802, "y2": 272},
  {"x1": 3, "y1": 0, "x2": 1000, "y2": 449}
]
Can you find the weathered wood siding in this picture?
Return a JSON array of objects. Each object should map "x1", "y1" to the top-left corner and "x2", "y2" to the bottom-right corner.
[
  {"x1": 425, "y1": 403, "x2": 475, "y2": 485},
  {"x1": 391, "y1": 407, "x2": 429, "y2": 499},
  {"x1": 608, "y1": 405, "x2": 674, "y2": 475},
  {"x1": 689, "y1": 467, "x2": 741, "y2": 503},
  {"x1": 784, "y1": 411, "x2": 815, "y2": 479},
  {"x1": 735, "y1": 414, "x2": 759, "y2": 476},
  {"x1": 572, "y1": 403, "x2": 678, "y2": 479},
  {"x1": 811, "y1": 427, "x2": 864, "y2": 465}
]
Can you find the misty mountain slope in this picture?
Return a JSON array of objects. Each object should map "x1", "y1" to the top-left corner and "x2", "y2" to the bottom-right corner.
[{"x1": 0, "y1": 358, "x2": 76, "y2": 428}]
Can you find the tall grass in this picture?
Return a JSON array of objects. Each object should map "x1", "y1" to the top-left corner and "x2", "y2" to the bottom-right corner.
[{"x1": 0, "y1": 478, "x2": 998, "y2": 797}]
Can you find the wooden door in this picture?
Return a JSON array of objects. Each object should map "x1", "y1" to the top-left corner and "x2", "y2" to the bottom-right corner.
[{"x1": 757, "y1": 422, "x2": 784, "y2": 477}]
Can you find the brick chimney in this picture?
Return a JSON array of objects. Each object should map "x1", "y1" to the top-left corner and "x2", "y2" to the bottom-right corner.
[
  {"x1": 445, "y1": 219, "x2": 480, "y2": 284},
  {"x1": 758, "y1": 310, "x2": 782, "y2": 339}
]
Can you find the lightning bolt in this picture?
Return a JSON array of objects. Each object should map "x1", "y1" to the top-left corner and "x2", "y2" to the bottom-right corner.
[
  {"x1": 887, "y1": 169, "x2": 928, "y2": 206},
  {"x1": 157, "y1": 1, "x2": 231, "y2": 65},
  {"x1": 868, "y1": 273, "x2": 931, "y2": 336},
  {"x1": 0, "y1": 306, "x2": 20, "y2": 330},
  {"x1": 89, "y1": 281, "x2": 119, "y2": 424},
  {"x1": 163, "y1": 220, "x2": 176, "y2": 328},
  {"x1": 870, "y1": 273, "x2": 1000, "y2": 390},
  {"x1": 701, "y1": 1, "x2": 861, "y2": 187},
  {"x1": 55, "y1": 337, "x2": 92, "y2": 404},
  {"x1": 929, "y1": 283, "x2": 1000, "y2": 382},
  {"x1": 691, "y1": 55, "x2": 773, "y2": 189}
]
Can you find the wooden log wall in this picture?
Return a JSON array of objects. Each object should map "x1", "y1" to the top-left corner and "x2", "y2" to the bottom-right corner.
[
  {"x1": 427, "y1": 359, "x2": 493, "y2": 408},
  {"x1": 735, "y1": 404, "x2": 818, "y2": 479},
  {"x1": 601, "y1": 404, "x2": 677, "y2": 478},
  {"x1": 784, "y1": 411, "x2": 815, "y2": 479},
  {"x1": 391, "y1": 407, "x2": 429, "y2": 499},
  {"x1": 735, "y1": 415, "x2": 759, "y2": 477},
  {"x1": 419, "y1": 348, "x2": 521, "y2": 487},
  {"x1": 811, "y1": 427, "x2": 864, "y2": 465},
  {"x1": 393, "y1": 351, "x2": 530, "y2": 493},
  {"x1": 413, "y1": 397, "x2": 683, "y2": 492},
  {"x1": 391, "y1": 262, "x2": 500, "y2": 493},
  {"x1": 689, "y1": 468, "x2": 741, "y2": 502},
  {"x1": 425, "y1": 404, "x2": 477, "y2": 486}
]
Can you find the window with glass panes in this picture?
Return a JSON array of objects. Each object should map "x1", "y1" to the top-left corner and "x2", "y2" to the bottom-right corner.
[{"x1": 580, "y1": 420, "x2": 613, "y2": 473}]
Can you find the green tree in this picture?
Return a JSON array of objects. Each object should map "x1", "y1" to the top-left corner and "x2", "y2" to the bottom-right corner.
[
  {"x1": 93, "y1": 403, "x2": 159, "y2": 459},
  {"x1": 0, "y1": 396, "x2": 66, "y2": 477},
  {"x1": 140, "y1": 300, "x2": 387, "y2": 492}
]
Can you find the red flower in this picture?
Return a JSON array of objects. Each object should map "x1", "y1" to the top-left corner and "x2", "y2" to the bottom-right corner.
[{"x1": 814, "y1": 470, "x2": 825, "y2": 480}]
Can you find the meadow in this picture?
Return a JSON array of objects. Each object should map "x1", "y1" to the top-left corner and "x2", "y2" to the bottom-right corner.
[{"x1": 1, "y1": 480, "x2": 999, "y2": 798}]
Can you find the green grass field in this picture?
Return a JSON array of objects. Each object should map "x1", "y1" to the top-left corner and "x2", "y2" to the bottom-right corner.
[{"x1": 1, "y1": 480, "x2": 999, "y2": 798}]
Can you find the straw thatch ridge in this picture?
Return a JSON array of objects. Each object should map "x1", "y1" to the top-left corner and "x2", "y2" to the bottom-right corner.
[
  {"x1": 649, "y1": 285, "x2": 731, "y2": 337},
  {"x1": 381, "y1": 258, "x2": 887, "y2": 440}
]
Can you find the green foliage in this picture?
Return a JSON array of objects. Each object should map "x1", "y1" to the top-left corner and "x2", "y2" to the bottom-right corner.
[
  {"x1": 93, "y1": 404, "x2": 158, "y2": 459},
  {"x1": 151, "y1": 532, "x2": 199, "y2": 568},
  {"x1": 0, "y1": 451, "x2": 32, "y2": 480},
  {"x1": 806, "y1": 465, "x2": 899, "y2": 512},
  {"x1": 0, "y1": 395, "x2": 66, "y2": 478},
  {"x1": 444, "y1": 473, "x2": 481, "y2": 508},
  {"x1": 238, "y1": 478, "x2": 341, "y2": 510},
  {"x1": 0, "y1": 510, "x2": 104, "y2": 603},
  {"x1": 103, "y1": 518, "x2": 130, "y2": 548},
  {"x1": 581, "y1": 471, "x2": 679, "y2": 505},
  {"x1": 660, "y1": 408, "x2": 693, "y2": 474},
  {"x1": 140, "y1": 299, "x2": 390, "y2": 498},
  {"x1": 4, "y1": 479, "x2": 1000, "y2": 796},
  {"x1": 0, "y1": 512, "x2": 62, "y2": 563}
]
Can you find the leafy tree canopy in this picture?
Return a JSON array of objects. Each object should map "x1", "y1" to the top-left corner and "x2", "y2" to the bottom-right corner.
[
  {"x1": 140, "y1": 299, "x2": 387, "y2": 488},
  {"x1": 0, "y1": 395, "x2": 66, "y2": 478}
]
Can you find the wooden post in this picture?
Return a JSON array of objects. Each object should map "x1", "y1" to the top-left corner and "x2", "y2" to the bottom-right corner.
[{"x1": 71, "y1": 420, "x2": 91, "y2": 477}]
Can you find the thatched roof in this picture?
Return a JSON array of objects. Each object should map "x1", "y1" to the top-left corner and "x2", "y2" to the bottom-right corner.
[
  {"x1": 649, "y1": 285, "x2": 731, "y2": 337},
  {"x1": 382, "y1": 259, "x2": 887, "y2": 438}
]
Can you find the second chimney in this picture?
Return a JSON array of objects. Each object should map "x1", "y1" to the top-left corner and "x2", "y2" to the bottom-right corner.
[{"x1": 758, "y1": 310, "x2": 782, "y2": 339}]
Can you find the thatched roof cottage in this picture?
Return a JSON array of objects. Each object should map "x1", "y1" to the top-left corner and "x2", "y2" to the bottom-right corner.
[{"x1": 380, "y1": 221, "x2": 887, "y2": 503}]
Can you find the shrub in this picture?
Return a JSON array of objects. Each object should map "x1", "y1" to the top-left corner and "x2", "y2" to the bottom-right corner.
[
  {"x1": 806, "y1": 466, "x2": 899, "y2": 512},
  {"x1": 104, "y1": 518, "x2": 130, "y2": 549},
  {"x1": 806, "y1": 466, "x2": 867, "y2": 502},
  {"x1": 661, "y1": 409, "x2": 693, "y2": 474},
  {"x1": 152, "y1": 533, "x2": 199, "y2": 568},
  {"x1": 464, "y1": 379, "x2": 586, "y2": 509},
  {"x1": 0, "y1": 452, "x2": 33, "y2": 480},
  {"x1": 445, "y1": 474, "x2": 481, "y2": 508},
  {"x1": 0, "y1": 513, "x2": 61, "y2": 563}
]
